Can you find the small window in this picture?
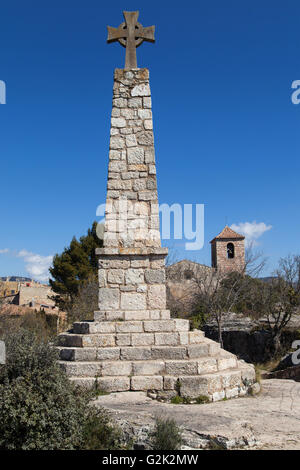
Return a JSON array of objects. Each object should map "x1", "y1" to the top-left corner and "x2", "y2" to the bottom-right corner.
[
  {"x1": 184, "y1": 269, "x2": 193, "y2": 280},
  {"x1": 227, "y1": 243, "x2": 235, "y2": 259}
]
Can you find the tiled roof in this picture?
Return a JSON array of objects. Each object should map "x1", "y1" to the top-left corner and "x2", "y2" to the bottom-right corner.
[{"x1": 210, "y1": 226, "x2": 245, "y2": 243}]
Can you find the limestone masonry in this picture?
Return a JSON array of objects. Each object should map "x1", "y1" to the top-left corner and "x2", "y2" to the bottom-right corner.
[{"x1": 56, "y1": 68, "x2": 257, "y2": 401}]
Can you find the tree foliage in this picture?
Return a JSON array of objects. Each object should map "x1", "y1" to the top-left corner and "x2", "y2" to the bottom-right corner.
[
  {"x1": 49, "y1": 222, "x2": 103, "y2": 310},
  {"x1": 0, "y1": 329, "x2": 124, "y2": 450}
]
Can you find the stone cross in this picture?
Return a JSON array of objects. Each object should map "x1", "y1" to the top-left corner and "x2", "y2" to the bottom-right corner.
[{"x1": 107, "y1": 11, "x2": 155, "y2": 69}]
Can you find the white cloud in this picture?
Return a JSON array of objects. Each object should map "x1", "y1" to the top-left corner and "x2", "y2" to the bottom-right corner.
[
  {"x1": 230, "y1": 221, "x2": 272, "y2": 247},
  {"x1": 17, "y1": 250, "x2": 53, "y2": 283},
  {"x1": 0, "y1": 248, "x2": 9, "y2": 254}
]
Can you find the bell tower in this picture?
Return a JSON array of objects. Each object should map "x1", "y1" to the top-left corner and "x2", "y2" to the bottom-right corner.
[{"x1": 210, "y1": 226, "x2": 245, "y2": 273}]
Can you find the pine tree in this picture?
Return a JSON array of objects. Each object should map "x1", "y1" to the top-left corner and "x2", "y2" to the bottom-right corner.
[{"x1": 49, "y1": 222, "x2": 103, "y2": 310}]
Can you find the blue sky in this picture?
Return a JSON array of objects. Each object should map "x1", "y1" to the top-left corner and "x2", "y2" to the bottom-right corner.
[{"x1": 0, "y1": 0, "x2": 299, "y2": 281}]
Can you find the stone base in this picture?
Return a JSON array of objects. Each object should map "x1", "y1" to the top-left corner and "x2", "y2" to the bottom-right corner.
[{"x1": 57, "y1": 315, "x2": 256, "y2": 402}]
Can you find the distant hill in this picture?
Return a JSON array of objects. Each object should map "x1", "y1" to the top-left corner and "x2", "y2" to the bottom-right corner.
[
  {"x1": 0, "y1": 276, "x2": 33, "y2": 282},
  {"x1": 259, "y1": 276, "x2": 277, "y2": 283}
]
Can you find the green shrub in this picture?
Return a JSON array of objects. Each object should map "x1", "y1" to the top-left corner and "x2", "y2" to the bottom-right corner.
[
  {"x1": 170, "y1": 395, "x2": 184, "y2": 404},
  {"x1": 0, "y1": 329, "x2": 124, "y2": 450},
  {"x1": 150, "y1": 417, "x2": 183, "y2": 450},
  {"x1": 195, "y1": 395, "x2": 210, "y2": 404}
]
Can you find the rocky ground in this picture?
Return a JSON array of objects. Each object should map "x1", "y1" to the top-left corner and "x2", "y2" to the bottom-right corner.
[{"x1": 94, "y1": 379, "x2": 300, "y2": 450}]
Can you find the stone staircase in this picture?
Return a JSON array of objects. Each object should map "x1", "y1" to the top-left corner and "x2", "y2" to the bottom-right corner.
[{"x1": 56, "y1": 311, "x2": 256, "y2": 401}]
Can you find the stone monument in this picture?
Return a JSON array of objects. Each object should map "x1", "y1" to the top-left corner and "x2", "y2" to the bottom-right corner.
[{"x1": 57, "y1": 11, "x2": 257, "y2": 401}]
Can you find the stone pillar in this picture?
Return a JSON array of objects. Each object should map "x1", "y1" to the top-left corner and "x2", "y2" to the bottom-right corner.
[{"x1": 95, "y1": 68, "x2": 169, "y2": 321}]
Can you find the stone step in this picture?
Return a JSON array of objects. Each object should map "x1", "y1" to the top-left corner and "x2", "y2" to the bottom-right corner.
[
  {"x1": 72, "y1": 319, "x2": 190, "y2": 334},
  {"x1": 57, "y1": 329, "x2": 205, "y2": 348},
  {"x1": 94, "y1": 309, "x2": 171, "y2": 322},
  {"x1": 69, "y1": 365, "x2": 256, "y2": 400},
  {"x1": 57, "y1": 342, "x2": 223, "y2": 362},
  {"x1": 58, "y1": 355, "x2": 237, "y2": 378}
]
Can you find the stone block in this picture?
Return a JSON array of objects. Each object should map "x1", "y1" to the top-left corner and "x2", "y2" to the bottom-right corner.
[
  {"x1": 221, "y1": 370, "x2": 242, "y2": 389},
  {"x1": 131, "y1": 376, "x2": 163, "y2": 391},
  {"x1": 144, "y1": 269, "x2": 165, "y2": 284},
  {"x1": 147, "y1": 285, "x2": 166, "y2": 309},
  {"x1": 116, "y1": 321, "x2": 143, "y2": 333},
  {"x1": 59, "y1": 361, "x2": 102, "y2": 377},
  {"x1": 127, "y1": 147, "x2": 144, "y2": 164},
  {"x1": 124, "y1": 310, "x2": 150, "y2": 320},
  {"x1": 113, "y1": 98, "x2": 127, "y2": 108},
  {"x1": 160, "y1": 310, "x2": 171, "y2": 319},
  {"x1": 149, "y1": 310, "x2": 160, "y2": 319},
  {"x1": 136, "y1": 131, "x2": 154, "y2": 146},
  {"x1": 187, "y1": 344, "x2": 209, "y2": 358},
  {"x1": 110, "y1": 136, "x2": 125, "y2": 149},
  {"x1": 131, "y1": 84, "x2": 151, "y2": 97},
  {"x1": 174, "y1": 319, "x2": 190, "y2": 331},
  {"x1": 131, "y1": 333, "x2": 154, "y2": 346},
  {"x1": 97, "y1": 348, "x2": 120, "y2": 361},
  {"x1": 165, "y1": 360, "x2": 198, "y2": 376},
  {"x1": 121, "y1": 292, "x2": 146, "y2": 310},
  {"x1": 89, "y1": 322, "x2": 116, "y2": 334},
  {"x1": 198, "y1": 358, "x2": 218, "y2": 374},
  {"x1": 144, "y1": 120, "x2": 153, "y2": 130},
  {"x1": 179, "y1": 376, "x2": 209, "y2": 398},
  {"x1": 125, "y1": 268, "x2": 144, "y2": 285},
  {"x1": 154, "y1": 333, "x2": 179, "y2": 346},
  {"x1": 225, "y1": 387, "x2": 239, "y2": 399},
  {"x1": 179, "y1": 332, "x2": 189, "y2": 345},
  {"x1": 151, "y1": 346, "x2": 187, "y2": 360},
  {"x1": 125, "y1": 134, "x2": 137, "y2": 147},
  {"x1": 217, "y1": 357, "x2": 237, "y2": 371},
  {"x1": 132, "y1": 361, "x2": 165, "y2": 376},
  {"x1": 99, "y1": 288, "x2": 120, "y2": 310},
  {"x1": 163, "y1": 376, "x2": 178, "y2": 390},
  {"x1": 107, "y1": 269, "x2": 124, "y2": 285},
  {"x1": 143, "y1": 320, "x2": 175, "y2": 332},
  {"x1": 120, "y1": 347, "x2": 151, "y2": 361},
  {"x1": 59, "y1": 347, "x2": 97, "y2": 362},
  {"x1": 96, "y1": 377, "x2": 130, "y2": 392},
  {"x1": 102, "y1": 361, "x2": 132, "y2": 376},
  {"x1": 116, "y1": 333, "x2": 131, "y2": 346},
  {"x1": 128, "y1": 97, "x2": 142, "y2": 108},
  {"x1": 83, "y1": 334, "x2": 115, "y2": 348},
  {"x1": 98, "y1": 269, "x2": 106, "y2": 287},
  {"x1": 111, "y1": 117, "x2": 126, "y2": 128},
  {"x1": 189, "y1": 330, "x2": 205, "y2": 344}
]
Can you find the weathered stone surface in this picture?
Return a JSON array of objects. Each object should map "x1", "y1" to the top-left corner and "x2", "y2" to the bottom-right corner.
[
  {"x1": 96, "y1": 377, "x2": 130, "y2": 392},
  {"x1": 165, "y1": 360, "x2": 198, "y2": 376},
  {"x1": 147, "y1": 285, "x2": 166, "y2": 309},
  {"x1": 116, "y1": 321, "x2": 143, "y2": 333},
  {"x1": 127, "y1": 147, "x2": 144, "y2": 164},
  {"x1": 151, "y1": 346, "x2": 187, "y2": 360},
  {"x1": 155, "y1": 333, "x2": 179, "y2": 346},
  {"x1": 143, "y1": 320, "x2": 175, "y2": 332},
  {"x1": 131, "y1": 375, "x2": 163, "y2": 391},
  {"x1": 121, "y1": 292, "x2": 146, "y2": 310},
  {"x1": 121, "y1": 347, "x2": 151, "y2": 361},
  {"x1": 125, "y1": 268, "x2": 144, "y2": 285},
  {"x1": 99, "y1": 288, "x2": 120, "y2": 310},
  {"x1": 97, "y1": 348, "x2": 120, "y2": 361},
  {"x1": 131, "y1": 84, "x2": 151, "y2": 97},
  {"x1": 131, "y1": 333, "x2": 154, "y2": 346},
  {"x1": 102, "y1": 361, "x2": 132, "y2": 376},
  {"x1": 132, "y1": 361, "x2": 165, "y2": 376},
  {"x1": 144, "y1": 269, "x2": 165, "y2": 284}
]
